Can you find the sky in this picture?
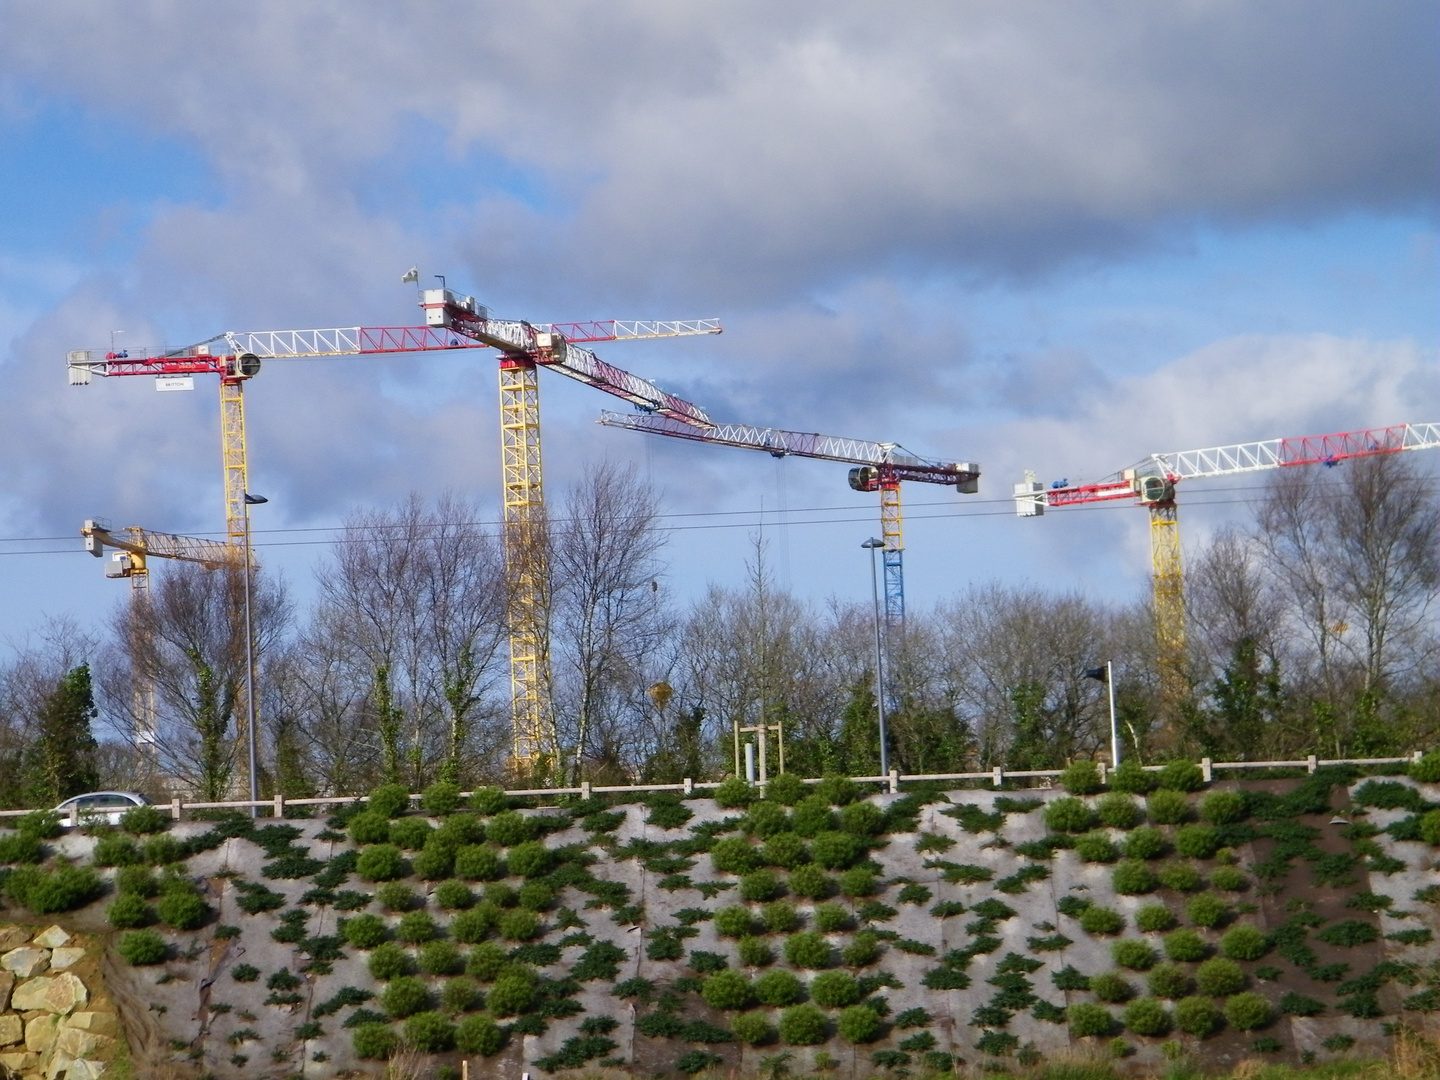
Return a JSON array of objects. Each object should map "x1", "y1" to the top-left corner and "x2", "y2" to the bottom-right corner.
[{"x1": 0, "y1": 1, "x2": 1436, "y2": 653}]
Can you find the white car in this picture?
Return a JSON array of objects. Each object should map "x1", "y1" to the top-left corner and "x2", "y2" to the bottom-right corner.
[{"x1": 53, "y1": 791, "x2": 150, "y2": 827}]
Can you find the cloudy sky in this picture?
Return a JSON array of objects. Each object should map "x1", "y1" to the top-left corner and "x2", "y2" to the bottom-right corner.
[{"x1": 0, "y1": 1, "x2": 1436, "y2": 648}]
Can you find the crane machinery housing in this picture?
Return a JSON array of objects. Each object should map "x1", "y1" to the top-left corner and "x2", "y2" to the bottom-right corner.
[
  {"x1": 1014, "y1": 421, "x2": 1440, "y2": 727},
  {"x1": 596, "y1": 410, "x2": 980, "y2": 625}
]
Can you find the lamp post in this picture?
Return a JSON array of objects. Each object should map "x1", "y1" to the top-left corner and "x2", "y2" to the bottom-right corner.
[
  {"x1": 1083, "y1": 661, "x2": 1119, "y2": 768},
  {"x1": 242, "y1": 492, "x2": 267, "y2": 816},
  {"x1": 862, "y1": 538, "x2": 889, "y2": 777}
]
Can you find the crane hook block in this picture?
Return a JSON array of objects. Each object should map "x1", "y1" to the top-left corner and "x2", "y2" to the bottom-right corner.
[{"x1": 849, "y1": 466, "x2": 881, "y2": 492}]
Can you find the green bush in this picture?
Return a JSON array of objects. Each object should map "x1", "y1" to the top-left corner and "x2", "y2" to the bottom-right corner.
[
  {"x1": 1147, "y1": 963, "x2": 1194, "y2": 999},
  {"x1": 0, "y1": 832, "x2": 45, "y2": 865},
  {"x1": 836, "y1": 1004, "x2": 882, "y2": 1043},
  {"x1": 155, "y1": 888, "x2": 209, "y2": 931},
  {"x1": 421, "y1": 781, "x2": 463, "y2": 817},
  {"x1": 388, "y1": 817, "x2": 433, "y2": 850},
  {"x1": 395, "y1": 910, "x2": 437, "y2": 944},
  {"x1": 1194, "y1": 958, "x2": 1246, "y2": 997},
  {"x1": 731, "y1": 1011, "x2": 774, "y2": 1046},
  {"x1": 455, "y1": 1014, "x2": 507, "y2": 1055},
  {"x1": 1420, "y1": 810, "x2": 1440, "y2": 846},
  {"x1": 815, "y1": 775, "x2": 861, "y2": 806},
  {"x1": 1074, "y1": 832, "x2": 1120, "y2": 863},
  {"x1": 1112, "y1": 860, "x2": 1157, "y2": 895},
  {"x1": 7, "y1": 864, "x2": 104, "y2": 914},
  {"x1": 142, "y1": 834, "x2": 184, "y2": 866},
  {"x1": 464, "y1": 942, "x2": 507, "y2": 981},
  {"x1": 841, "y1": 931, "x2": 881, "y2": 967},
  {"x1": 470, "y1": 785, "x2": 508, "y2": 815},
  {"x1": 711, "y1": 837, "x2": 763, "y2": 875},
  {"x1": 1068, "y1": 1002, "x2": 1116, "y2": 1038},
  {"x1": 787, "y1": 864, "x2": 833, "y2": 899},
  {"x1": 1044, "y1": 797, "x2": 1097, "y2": 833},
  {"x1": 1096, "y1": 793, "x2": 1143, "y2": 829},
  {"x1": 499, "y1": 908, "x2": 541, "y2": 942},
  {"x1": 411, "y1": 845, "x2": 454, "y2": 881},
  {"x1": 403, "y1": 1010, "x2": 456, "y2": 1052},
  {"x1": 1315, "y1": 920, "x2": 1379, "y2": 947},
  {"x1": 506, "y1": 841, "x2": 553, "y2": 878},
  {"x1": 120, "y1": 804, "x2": 169, "y2": 834},
  {"x1": 740, "y1": 870, "x2": 784, "y2": 902},
  {"x1": 1223, "y1": 992, "x2": 1272, "y2": 1031},
  {"x1": 349, "y1": 812, "x2": 392, "y2": 845},
  {"x1": 838, "y1": 867, "x2": 877, "y2": 897},
  {"x1": 92, "y1": 833, "x2": 142, "y2": 867},
  {"x1": 810, "y1": 831, "x2": 864, "y2": 869},
  {"x1": 1122, "y1": 826, "x2": 1170, "y2": 860},
  {"x1": 1209, "y1": 866, "x2": 1249, "y2": 892},
  {"x1": 371, "y1": 881, "x2": 414, "y2": 912},
  {"x1": 1123, "y1": 997, "x2": 1171, "y2": 1037},
  {"x1": 1158, "y1": 761, "x2": 1206, "y2": 792},
  {"x1": 1111, "y1": 762, "x2": 1159, "y2": 794},
  {"x1": 714, "y1": 905, "x2": 757, "y2": 938},
  {"x1": 1174, "y1": 824, "x2": 1220, "y2": 859},
  {"x1": 352, "y1": 1021, "x2": 399, "y2": 1059},
  {"x1": 839, "y1": 801, "x2": 886, "y2": 836},
  {"x1": 14, "y1": 810, "x2": 62, "y2": 839},
  {"x1": 485, "y1": 810, "x2": 535, "y2": 847},
  {"x1": 453, "y1": 844, "x2": 503, "y2": 881},
  {"x1": 1199, "y1": 791, "x2": 1248, "y2": 825},
  {"x1": 418, "y1": 940, "x2": 462, "y2": 976},
  {"x1": 1186, "y1": 893, "x2": 1230, "y2": 928},
  {"x1": 1157, "y1": 861, "x2": 1204, "y2": 893},
  {"x1": 784, "y1": 931, "x2": 833, "y2": 969},
  {"x1": 1147, "y1": 790, "x2": 1190, "y2": 825},
  {"x1": 814, "y1": 902, "x2": 853, "y2": 932},
  {"x1": 1079, "y1": 906, "x2": 1125, "y2": 936},
  {"x1": 517, "y1": 881, "x2": 553, "y2": 912},
  {"x1": 487, "y1": 973, "x2": 536, "y2": 1017},
  {"x1": 1090, "y1": 972, "x2": 1135, "y2": 1003},
  {"x1": 230, "y1": 963, "x2": 260, "y2": 982},
  {"x1": 700, "y1": 970, "x2": 754, "y2": 1010},
  {"x1": 106, "y1": 892, "x2": 154, "y2": 929},
  {"x1": 1173, "y1": 996, "x2": 1222, "y2": 1037},
  {"x1": 738, "y1": 936, "x2": 775, "y2": 967},
  {"x1": 433, "y1": 879, "x2": 475, "y2": 910},
  {"x1": 1220, "y1": 924, "x2": 1269, "y2": 961},
  {"x1": 745, "y1": 801, "x2": 790, "y2": 837},
  {"x1": 367, "y1": 943, "x2": 413, "y2": 980},
  {"x1": 381, "y1": 976, "x2": 433, "y2": 1019},
  {"x1": 765, "y1": 773, "x2": 808, "y2": 805},
  {"x1": 341, "y1": 913, "x2": 389, "y2": 949},
  {"x1": 760, "y1": 833, "x2": 809, "y2": 870},
  {"x1": 449, "y1": 905, "x2": 499, "y2": 944},
  {"x1": 355, "y1": 844, "x2": 409, "y2": 882},
  {"x1": 116, "y1": 929, "x2": 167, "y2": 965},
  {"x1": 1061, "y1": 760, "x2": 1105, "y2": 795},
  {"x1": 1136, "y1": 904, "x2": 1177, "y2": 932},
  {"x1": 761, "y1": 900, "x2": 801, "y2": 934},
  {"x1": 714, "y1": 776, "x2": 758, "y2": 809},
  {"x1": 790, "y1": 796, "x2": 836, "y2": 837},
  {"x1": 1163, "y1": 929, "x2": 1208, "y2": 962},
  {"x1": 1410, "y1": 750, "x2": 1440, "y2": 784},
  {"x1": 1112, "y1": 940, "x2": 1159, "y2": 971},
  {"x1": 367, "y1": 783, "x2": 412, "y2": 818},
  {"x1": 810, "y1": 970, "x2": 861, "y2": 1007},
  {"x1": 754, "y1": 969, "x2": 804, "y2": 1006},
  {"x1": 778, "y1": 1003, "x2": 828, "y2": 1045}
]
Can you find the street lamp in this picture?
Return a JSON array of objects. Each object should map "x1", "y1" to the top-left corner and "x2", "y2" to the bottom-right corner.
[
  {"x1": 1083, "y1": 661, "x2": 1119, "y2": 768},
  {"x1": 861, "y1": 538, "x2": 889, "y2": 777},
  {"x1": 243, "y1": 492, "x2": 267, "y2": 816}
]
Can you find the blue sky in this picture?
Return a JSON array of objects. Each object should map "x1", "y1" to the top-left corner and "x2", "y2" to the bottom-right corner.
[{"x1": 0, "y1": 1, "x2": 1435, "y2": 652}]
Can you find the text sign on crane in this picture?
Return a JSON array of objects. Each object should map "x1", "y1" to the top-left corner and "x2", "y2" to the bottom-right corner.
[{"x1": 155, "y1": 376, "x2": 195, "y2": 392}]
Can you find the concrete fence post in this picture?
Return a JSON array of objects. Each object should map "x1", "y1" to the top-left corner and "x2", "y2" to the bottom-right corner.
[
  {"x1": 992, "y1": 766, "x2": 1003, "y2": 788},
  {"x1": 888, "y1": 769, "x2": 899, "y2": 795},
  {"x1": 1306, "y1": 755, "x2": 1318, "y2": 774},
  {"x1": 1200, "y1": 758, "x2": 1212, "y2": 784},
  {"x1": 580, "y1": 781, "x2": 592, "y2": 801},
  {"x1": 683, "y1": 778, "x2": 694, "y2": 795},
  {"x1": 274, "y1": 793, "x2": 285, "y2": 819},
  {"x1": 1097, "y1": 761, "x2": 1108, "y2": 786},
  {"x1": 170, "y1": 797, "x2": 183, "y2": 822},
  {"x1": 1414, "y1": 750, "x2": 1424, "y2": 764}
]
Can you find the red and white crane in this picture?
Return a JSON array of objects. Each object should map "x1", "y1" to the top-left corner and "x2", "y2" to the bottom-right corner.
[
  {"x1": 596, "y1": 410, "x2": 981, "y2": 623},
  {"x1": 1014, "y1": 421, "x2": 1440, "y2": 705}
]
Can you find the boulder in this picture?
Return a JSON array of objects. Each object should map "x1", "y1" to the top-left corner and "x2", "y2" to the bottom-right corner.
[
  {"x1": 48, "y1": 949, "x2": 86, "y2": 971},
  {"x1": 24, "y1": 1013, "x2": 60, "y2": 1054},
  {"x1": 31, "y1": 927, "x2": 71, "y2": 950},
  {"x1": 1, "y1": 948, "x2": 49, "y2": 979},
  {"x1": 0, "y1": 1049, "x2": 39, "y2": 1075},
  {"x1": 0, "y1": 971, "x2": 13, "y2": 1011},
  {"x1": 54, "y1": 1027, "x2": 113, "y2": 1060},
  {"x1": 62, "y1": 1013, "x2": 116, "y2": 1035},
  {"x1": 12, "y1": 973, "x2": 87, "y2": 1014},
  {"x1": 0, "y1": 1013, "x2": 21, "y2": 1046},
  {"x1": 0, "y1": 927, "x2": 29, "y2": 952}
]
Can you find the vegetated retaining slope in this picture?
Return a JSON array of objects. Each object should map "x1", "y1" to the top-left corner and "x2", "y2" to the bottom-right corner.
[{"x1": 0, "y1": 766, "x2": 1436, "y2": 1079}]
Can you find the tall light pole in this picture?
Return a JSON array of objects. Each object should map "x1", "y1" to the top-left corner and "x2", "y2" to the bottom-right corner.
[
  {"x1": 862, "y1": 538, "x2": 889, "y2": 777},
  {"x1": 1084, "y1": 662, "x2": 1119, "y2": 768},
  {"x1": 243, "y1": 492, "x2": 267, "y2": 816}
]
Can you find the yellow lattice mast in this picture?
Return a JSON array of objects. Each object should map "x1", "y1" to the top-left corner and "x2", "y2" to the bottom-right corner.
[
  {"x1": 499, "y1": 357, "x2": 553, "y2": 774},
  {"x1": 1148, "y1": 500, "x2": 1187, "y2": 723}
]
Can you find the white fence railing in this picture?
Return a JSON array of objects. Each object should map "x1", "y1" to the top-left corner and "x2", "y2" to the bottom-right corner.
[{"x1": 1, "y1": 752, "x2": 1425, "y2": 824}]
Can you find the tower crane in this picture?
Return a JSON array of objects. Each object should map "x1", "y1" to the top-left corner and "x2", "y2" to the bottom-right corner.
[
  {"x1": 81, "y1": 520, "x2": 247, "y2": 766},
  {"x1": 1013, "y1": 421, "x2": 1440, "y2": 713},
  {"x1": 595, "y1": 410, "x2": 981, "y2": 623},
  {"x1": 72, "y1": 296, "x2": 721, "y2": 776}
]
